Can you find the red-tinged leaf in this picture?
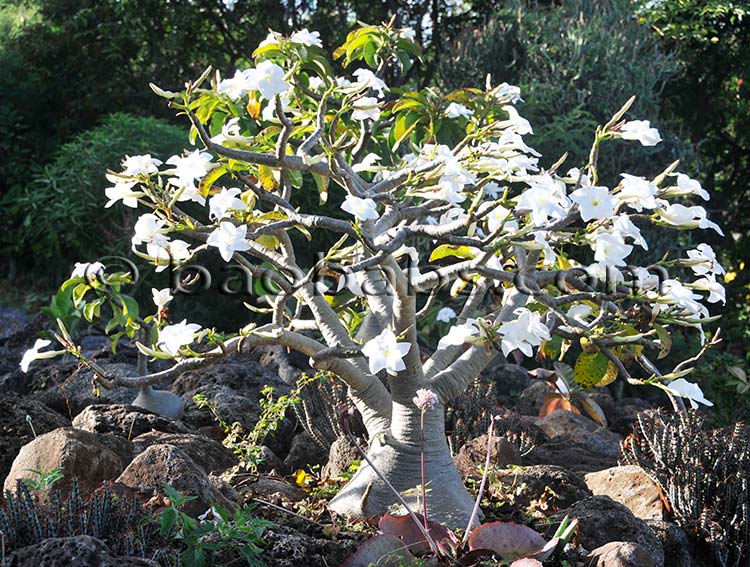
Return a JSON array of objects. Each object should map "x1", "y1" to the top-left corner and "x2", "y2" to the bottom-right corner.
[
  {"x1": 468, "y1": 522, "x2": 549, "y2": 560},
  {"x1": 340, "y1": 534, "x2": 414, "y2": 567},
  {"x1": 539, "y1": 396, "x2": 579, "y2": 419},
  {"x1": 379, "y1": 513, "x2": 458, "y2": 554},
  {"x1": 532, "y1": 536, "x2": 560, "y2": 561}
]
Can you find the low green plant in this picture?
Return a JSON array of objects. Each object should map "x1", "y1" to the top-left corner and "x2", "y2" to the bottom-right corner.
[
  {"x1": 22, "y1": 467, "x2": 64, "y2": 496},
  {"x1": 194, "y1": 372, "x2": 320, "y2": 475},
  {"x1": 159, "y1": 485, "x2": 271, "y2": 567}
]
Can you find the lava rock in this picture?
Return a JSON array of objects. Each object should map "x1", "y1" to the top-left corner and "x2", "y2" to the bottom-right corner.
[
  {"x1": 132, "y1": 431, "x2": 236, "y2": 474},
  {"x1": 514, "y1": 381, "x2": 550, "y2": 416},
  {"x1": 262, "y1": 524, "x2": 358, "y2": 567},
  {"x1": 7, "y1": 534, "x2": 160, "y2": 566},
  {"x1": 647, "y1": 520, "x2": 701, "y2": 567},
  {"x1": 322, "y1": 436, "x2": 360, "y2": 479},
  {"x1": 72, "y1": 404, "x2": 193, "y2": 438},
  {"x1": 31, "y1": 363, "x2": 142, "y2": 418},
  {"x1": 585, "y1": 465, "x2": 663, "y2": 520},
  {"x1": 588, "y1": 541, "x2": 658, "y2": 567},
  {"x1": 116, "y1": 444, "x2": 234, "y2": 517},
  {"x1": 244, "y1": 477, "x2": 306, "y2": 503},
  {"x1": 0, "y1": 393, "x2": 70, "y2": 480},
  {"x1": 551, "y1": 495, "x2": 664, "y2": 567},
  {"x1": 454, "y1": 435, "x2": 522, "y2": 476},
  {"x1": 4, "y1": 427, "x2": 123, "y2": 493},
  {"x1": 283, "y1": 432, "x2": 329, "y2": 472},
  {"x1": 489, "y1": 464, "x2": 592, "y2": 515}
]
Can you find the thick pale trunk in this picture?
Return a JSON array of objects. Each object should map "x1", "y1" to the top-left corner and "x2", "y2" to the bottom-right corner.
[{"x1": 328, "y1": 403, "x2": 478, "y2": 529}]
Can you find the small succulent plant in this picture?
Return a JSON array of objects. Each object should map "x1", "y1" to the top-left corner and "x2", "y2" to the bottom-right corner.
[{"x1": 622, "y1": 409, "x2": 750, "y2": 567}]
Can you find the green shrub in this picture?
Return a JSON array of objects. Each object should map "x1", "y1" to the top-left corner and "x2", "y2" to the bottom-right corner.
[{"x1": 1, "y1": 113, "x2": 187, "y2": 279}]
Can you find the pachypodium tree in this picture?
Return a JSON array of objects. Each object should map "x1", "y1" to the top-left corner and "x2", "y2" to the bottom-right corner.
[{"x1": 23, "y1": 21, "x2": 726, "y2": 527}]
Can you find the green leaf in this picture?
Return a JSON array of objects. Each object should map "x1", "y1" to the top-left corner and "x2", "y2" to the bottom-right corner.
[
  {"x1": 429, "y1": 244, "x2": 477, "y2": 262},
  {"x1": 573, "y1": 352, "x2": 618, "y2": 387},
  {"x1": 198, "y1": 164, "x2": 229, "y2": 198},
  {"x1": 653, "y1": 323, "x2": 672, "y2": 359},
  {"x1": 312, "y1": 172, "x2": 329, "y2": 204},
  {"x1": 119, "y1": 294, "x2": 140, "y2": 322}
]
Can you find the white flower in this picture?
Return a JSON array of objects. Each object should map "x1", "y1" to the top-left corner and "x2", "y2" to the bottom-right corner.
[
  {"x1": 121, "y1": 154, "x2": 162, "y2": 176},
  {"x1": 247, "y1": 60, "x2": 290, "y2": 99},
  {"x1": 335, "y1": 272, "x2": 364, "y2": 296},
  {"x1": 258, "y1": 31, "x2": 280, "y2": 48},
  {"x1": 629, "y1": 267, "x2": 661, "y2": 291},
  {"x1": 261, "y1": 91, "x2": 292, "y2": 122},
  {"x1": 689, "y1": 275, "x2": 726, "y2": 304},
  {"x1": 351, "y1": 97, "x2": 381, "y2": 121},
  {"x1": 206, "y1": 222, "x2": 251, "y2": 262},
  {"x1": 494, "y1": 83, "x2": 523, "y2": 104},
  {"x1": 132, "y1": 213, "x2": 168, "y2": 248},
  {"x1": 222, "y1": 0, "x2": 238, "y2": 10},
  {"x1": 308, "y1": 76, "x2": 325, "y2": 91},
  {"x1": 484, "y1": 182, "x2": 501, "y2": 199},
  {"x1": 146, "y1": 239, "x2": 192, "y2": 271},
  {"x1": 436, "y1": 307, "x2": 457, "y2": 323},
  {"x1": 399, "y1": 27, "x2": 416, "y2": 42},
  {"x1": 567, "y1": 167, "x2": 592, "y2": 187},
  {"x1": 290, "y1": 28, "x2": 322, "y2": 47},
  {"x1": 445, "y1": 102, "x2": 473, "y2": 119},
  {"x1": 659, "y1": 279, "x2": 708, "y2": 317},
  {"x1": 497, "y1": 308, "x2": 550, "y2": 357},
  {"x1": 166, "y1": 150, "x2": 214, "y2": 196},
  {"x1": 516, "y1": 180, "x2": 570, "y2": 226},
  {"x1": 351, "y1": 69, "x2": 388, "y2": 98},
  {"x1": 501, "y1": 105, "x2": 533, "y2": 135},
  {"x1": 352, "y1": 153, "x2": 382, "y2": 173},
  {"x1": 664, "y1": 378, "x2": 713, "y2": 409},
  {"x1": 567, "y1": 304, "x2": 593, "y2": 324},
  {"x1": 570, "y1": 186, "x2": 616, "y2": 221},
  {"x1": 152, "y1": 288, "x2": 173, "y2": 309},
  {"x1": 71, "y1": 261, "x2": 105, "y2": 279},
  {"x1": 587, "y1": 262, "x2": 625, "y2": 288},
  {"x1": 20, "y1": 339, "x2": 55, "y2": 372},
  {"x1": 210, "y1": 117, "x2": 242, "y2": 145},
  {"x1": 361, "y1": 328, "x2": 411, "y2": 375},
  {"x1": 685, "y1": 243, "x2": 725, "y2": 276},
  {"x1": 218, "y1": 69, "x2": 255, "y2": 100},
  {"x1": 617, "y1": 174, "x2": 658, "y2": 211},
  {"x1": 341, "y1": 195, "x2": 379, "y2": 221},
  {"x1": 413, "y1": 389, "x2": 439, "y2": 411},
  {"x1": 435, "y1": 167, "x2": 475, "y2": 204},
  {"x1": 611, "y1": 215, "x2": 648, "y2": 249},
  {"x1": 657, "y1": 203, "x2": 723, "y2": 235},
  {"x1": 619, "y1": 120, "x2": 662, "y2": 146},
  {"x1": 209, "y1": 188, "x2": 248, "y2": 220},
  {"x1": 592, "y1": 232, "x2": 633, "y2": 267},
  {"x1": 158, "y1": 320, "x2": 201, "y2": 356},
  {"x1": 437, "y1": 319, "x2": 479, "y2": 351},
  {"x1": 672, "y1": 173, "x2": 709, "y2": 200},
  {"x1": 487, "y1": 205, "x2": 512, "y2": 235},
  {"x1": 104, "y1": 177, "x2": 141, "y2": 208}
]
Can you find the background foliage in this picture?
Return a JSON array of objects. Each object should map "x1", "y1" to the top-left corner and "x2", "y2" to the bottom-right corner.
[{"x1": 0, "y1": 0, "x2": 748, "y2": 420}]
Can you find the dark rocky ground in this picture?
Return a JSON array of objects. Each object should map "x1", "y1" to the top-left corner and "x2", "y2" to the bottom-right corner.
[{"x1": 0, "y1": 308, "x2": 718, "y2": 567}]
